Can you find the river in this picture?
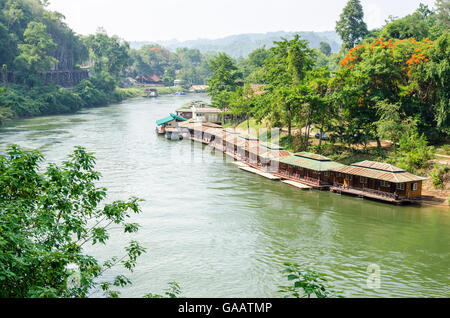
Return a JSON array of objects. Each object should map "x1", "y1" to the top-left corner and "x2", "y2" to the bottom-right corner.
[{"x1": 0, "y1": 94, "x2": 448, "y2": 298}]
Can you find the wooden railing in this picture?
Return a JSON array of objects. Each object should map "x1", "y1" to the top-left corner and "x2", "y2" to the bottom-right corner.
[
  {"x1": 332, "y1": 183, "x2": 398, "y2": 200},
  {"x1": 277, "y1": 171, "x2": 329, "y2": 186}
]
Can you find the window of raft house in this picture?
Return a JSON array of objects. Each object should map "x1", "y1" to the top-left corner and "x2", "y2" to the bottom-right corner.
[
  {"x1": 380, "y1": 180, "x2": 390, "y2": 188},
  {"x1": 412, "y1": 183, "x2": 418, "y2": 191},
  {"x1": 360, "y1": 176, "x2": 368, "y2": 184},
  {"x1": 345, "y1": 174, "x2": 353, "y2": 181},
  {"x1": 396, "y1": 183, "x2": 405, "y2": 191},
  {"x1": 324, "y1": 171, "x2": 330, "y2": 177}
]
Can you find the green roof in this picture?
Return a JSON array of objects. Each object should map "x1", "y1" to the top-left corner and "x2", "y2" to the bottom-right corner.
[
  {"x1": 176, "y1": 100, "x2": 209, "y2": 112},
  {"x1": 260, "y1": 142, "x2": 285, "y2": 150},
  {"x1": 170, "y1": 113, "x2": 188, "y2": 121},
  {"x1": 156, "y1": 113, "x2": 187, "y2": 126},
  {"x1": 176, "y1": 105, "x2": 193, "y2": 112},
  {"x1": 279, "y1": 154, "x2": 346, "y2": 172}
]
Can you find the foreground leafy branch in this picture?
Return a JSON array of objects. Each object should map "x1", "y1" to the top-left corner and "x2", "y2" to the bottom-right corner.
[
  {"x1": 0, "y1": 145, "x2": 146, "y2": 298},
  {"x1": 279, "y1": 263, "x2": 343, "y2": 298}
]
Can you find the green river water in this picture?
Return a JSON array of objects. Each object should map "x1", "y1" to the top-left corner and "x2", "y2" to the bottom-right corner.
[{"x1": 0, "y1": 94, "x2": 448, "y2": 298}]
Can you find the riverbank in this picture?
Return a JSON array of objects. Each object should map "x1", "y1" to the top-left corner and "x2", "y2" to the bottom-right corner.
[
  {"x1": 134, "y1": 85, "x2": 188, "y2": 96},
  {"x1": 0, "y1": 80, "x2": 145, "y2": 125}
]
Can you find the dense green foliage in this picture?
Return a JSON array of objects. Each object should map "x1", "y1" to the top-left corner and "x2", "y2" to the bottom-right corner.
[
  {"x1": 0, "y1": 0, "x2": 87, "y2": 73},
  {"x1": 0, "y1": 145, "x2": 146, "y2": 298},
  {"x1": 207, "y1": 53, "x2": 243, "y2": 109},
  {"x1": 0, "y1": 1, "x2": 140, "y2": 123},
  {"x1": 126, "y1": 45, "x2": 213, "y2": 86},
  {"x1": 431, "y1": 163, "x2": 449, "y2": 189},
  {"x1": 85, "y1": 29, "x2": 130, "y2": 80},
  {"x1": 0, "y1": 75, "x2": 139, "y2": 119},
  {"x1": 279, "y1": 263, "x2": 342, "y2": 298}
]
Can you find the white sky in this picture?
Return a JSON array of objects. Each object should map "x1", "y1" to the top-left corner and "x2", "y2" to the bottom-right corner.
[{"x1": 47, "y1": 0, "x2": 437, "y2": 41}]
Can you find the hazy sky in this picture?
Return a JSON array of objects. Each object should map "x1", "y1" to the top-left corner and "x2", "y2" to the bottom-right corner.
[{"x1": 47, "y1": 0, "x2": 436, "y2": 41}]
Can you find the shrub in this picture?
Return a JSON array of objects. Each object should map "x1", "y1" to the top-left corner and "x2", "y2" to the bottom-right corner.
[
  {"x1": 278, "y1": 263, "x2": 343, "y2": 298},
  {"x1": 431, "y1": 164, "x2": 449, "y2": 189}
]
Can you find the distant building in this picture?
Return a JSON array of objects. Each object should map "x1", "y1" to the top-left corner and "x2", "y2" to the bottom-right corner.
[
  {"x1": 192, "y1": 104, "x2": 222, "y2": 124},
  {"x1": 176, "y1": 100, "x2": 218, "y2": 121},
  {"x1": 136, "y1": 74, "x2": 162, "y2": 85}
]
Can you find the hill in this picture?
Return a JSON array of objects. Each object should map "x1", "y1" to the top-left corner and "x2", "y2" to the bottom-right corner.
[{"x1": 130, "y1": 31, "x2": 342, "y2": 58}]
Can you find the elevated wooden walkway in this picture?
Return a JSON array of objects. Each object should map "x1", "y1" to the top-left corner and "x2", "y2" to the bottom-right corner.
[
  {"x1": 282, "y1": 180, "x2": 312, "y2": 190},
  {"x1": 330, "y1": 185, "x2": 406, "y2": 205},
  {"x1": 239, "y1": 166, "x2": 281, "y2": 181},
  {"x1": 274, "y1": 173, "x2": 331, "y2": 190}
]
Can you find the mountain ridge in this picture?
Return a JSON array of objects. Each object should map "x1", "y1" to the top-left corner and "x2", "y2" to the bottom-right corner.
[{"x1": 130, "y1": 31, "x2": 342, "y2": 57}]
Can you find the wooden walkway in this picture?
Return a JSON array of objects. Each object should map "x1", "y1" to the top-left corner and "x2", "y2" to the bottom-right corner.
[
  {"x1": 274, "y1": 174, "x2": 330, "y2": 190},
  {"x1": 282, "y1": 180, "x2": 312, "y2": 190},
  {"x1": 239, "y1": 166, "x2": 281, "y2": 181},
  {"x1": 330, "y1": 186, "x2": 405, "y2": 205}
]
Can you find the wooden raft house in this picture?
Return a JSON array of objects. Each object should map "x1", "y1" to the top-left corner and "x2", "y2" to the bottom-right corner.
[
  {"x1": 330, "y1": 161, "x2": 427, "y2": 204},
  {"x1": 275, "y1": 152, "x2": 346, "y2": 190},
  {"x1": 155, "y1": 113, "x2": 187, "y2": 139},
  {"x1": 156, "y1": 105, "x2": 428, "y2": 205}
]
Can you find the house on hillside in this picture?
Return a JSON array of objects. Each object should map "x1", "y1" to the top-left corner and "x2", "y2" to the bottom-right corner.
[{"x1": 136, "y1": 74, "x2": 163, "y2": 85}]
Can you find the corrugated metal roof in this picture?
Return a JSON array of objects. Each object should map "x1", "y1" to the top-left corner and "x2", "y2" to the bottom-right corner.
[
  {"x1": 280, "y1": 155, "x2": 345, "y2": 171},
  {"x1": 335, "y1": 165, "x2": 427, "y2": 183},
  {"x1": 351, "y1": 161, "x2": 405, "y2": 172},
  {"x1": 294, "y1": 152, "x2": 332, "y2": 161},
  {"x1": 239, "y1": 134, "x2": 259, "y2": 141},
  {"x1": 157, "y1": 114, "x2": 187, "y2": 126},
  {"x1": 156, "y1": 116, "x2": 175, "y2": 126},
  {"x1": 169, "y1": 113, "x2": 187, "y2": 122},
  {"x1": 260, "y1": 142, "x2": 285, "y2": 150},
  {"x1": 259, "y1": 150, "x2": 292, "y2": 160},
  {"x1": 236, "y1": 140, "x2": 260, "y2": 150},
  {"x1": 193, "y1": 106, "x2": 222, "y2": 113}
]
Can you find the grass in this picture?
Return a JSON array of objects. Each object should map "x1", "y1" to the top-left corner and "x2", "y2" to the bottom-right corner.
[
  {"x1": 152, "y1": 86, "x2": 188, "y2": 95},
  {"x1": 223, "y1": 118, "x2": 270, "y2": 131},
  {"x1": 436, "y1": 144, "x2": 450, "y2": 156},
  {"x1": 116, "y1": 87, "x2": 145, "y2": 97}
]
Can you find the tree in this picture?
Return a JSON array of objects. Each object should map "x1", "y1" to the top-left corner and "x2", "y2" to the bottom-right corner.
[
  {"x1": 375, "y1": 101, "x2": 405, "y2": 151},
  {"x1": 14, "y1": 21, "x2": 58, "y2": 86},
  {"x1": 229, "y1": 84, "x2": 257, "y2": 130},
  {"x1": 379, "y1": 4, "x2": 440, "y2": 41},
  {"x1": 306, "y1": 68, "x2": 334, "y2": 152},
  {"x1": 319, "y1": 41, "x2": 332, "y2": 56},
  {"x1": 84, "y1": 29, "x2": 130, "y2": 80},
  {"x1": 0, "y1": 21, "x2": 16, "y2": 67},
  {"x1": 435, "y1": 0, "x2": 450, "y2": 28},
  {"x1": 207, "y1": 53, "x2": 242, "y2": 109},
  {"x1": 336, "y1": 0, "x2": 368, "y2": 50},
  {"x1": 0, "y1": 145, "x2": 146, "y2": 298},
  {"x1": 264, "y1": 35, "x2": 315, "y2": 87},
  {"x1": 1, "y1": 64, "x2": 7, "y2": 89},
  {"x1": 388, "y1": 120, "x2": 435, "y2": 173}
]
